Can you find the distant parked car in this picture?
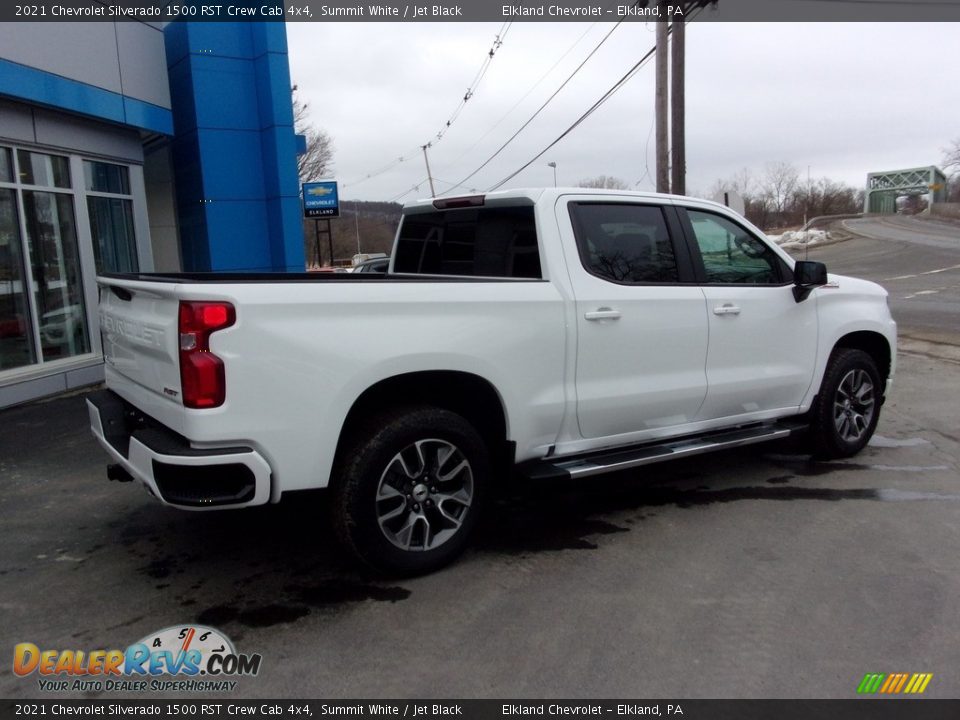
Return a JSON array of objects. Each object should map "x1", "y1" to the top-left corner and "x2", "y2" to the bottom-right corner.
[
  {"x1": 41, "y1": 304, "x2": 85, "y2": 348},
  {"x1": 351, "y1": 257, "x2": 389, "y2": 273}
]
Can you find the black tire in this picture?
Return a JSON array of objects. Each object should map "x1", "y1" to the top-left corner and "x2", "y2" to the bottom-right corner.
[
  {"x1": 330, "y1": 405, "x2": 488, "y2": 576},
  {"x1": 809, "y1": 348, "x2": 883, "y2": 459}
]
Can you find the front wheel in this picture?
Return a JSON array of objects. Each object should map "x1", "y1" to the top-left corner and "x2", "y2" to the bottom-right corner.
[
  {"x1": 809, "y1": 348, "x2": 883, "y2": 459},
  {"x1": 331, "y1": 406, "x2": 488, "y2": 575}
]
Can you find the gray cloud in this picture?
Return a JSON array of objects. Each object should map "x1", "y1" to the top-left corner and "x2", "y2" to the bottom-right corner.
[{"x1": 287, "y1": 22, "x2": 958, "y2": 201}]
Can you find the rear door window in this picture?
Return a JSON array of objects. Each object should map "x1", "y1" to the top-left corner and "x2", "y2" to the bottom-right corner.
[
  {"x1": 568, "y1": 203, "x2": 681, "y2": 284},
  {"x1": 393, "y1": 206, "x2": 541, "y2": 278}
]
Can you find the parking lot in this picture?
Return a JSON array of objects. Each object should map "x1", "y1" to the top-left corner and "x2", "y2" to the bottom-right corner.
[{"x1": 2, "y1": 218, "x2": 959, "y2": 700}]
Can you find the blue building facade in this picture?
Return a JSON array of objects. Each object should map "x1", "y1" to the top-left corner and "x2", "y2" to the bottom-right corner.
[
  {"x1": 0, "y1": 21, "x2": 304, "y2": 407},
  {"x1": 165, "y1": 22, "x2": 304, "y2": 272}
]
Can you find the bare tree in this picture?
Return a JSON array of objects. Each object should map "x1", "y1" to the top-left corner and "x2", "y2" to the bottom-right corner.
[
  {"x1": 943, "y1": 138, "x2": 960, "y2": 175},
  {"x1": 943, "y1": 139, "x2": 960, "y2": 201},
  {"x1": 761, "y1": 161, "x2": 800, "y2": 219},
  {"x1": 293, "y1": 86, "x2": 334, "y2": 183},
  {"x1": 577, "y1": 175, "x2": 629, "y2": 190}
]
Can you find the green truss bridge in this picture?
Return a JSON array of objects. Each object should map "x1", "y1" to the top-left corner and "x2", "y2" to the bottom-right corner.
[{"x1": 864, "y1": 166, "x2": 948, "y2": 213}]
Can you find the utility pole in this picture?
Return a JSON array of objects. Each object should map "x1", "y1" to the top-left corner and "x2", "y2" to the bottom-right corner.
[
  {"x1": 353, "y1": 206, "x2": 361, "y2": 254},
  {"x1": 421, "y1": 144, "x2": 437, "y2": 198},
  {"x1": 655, "y1": 9, "x2": 670, "y2": 194},
  {"x1": 670, "y1": 14, "x2": 685, "y2": 196}
]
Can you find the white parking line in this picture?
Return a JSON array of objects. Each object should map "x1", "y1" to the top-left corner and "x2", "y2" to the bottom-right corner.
[
  {"x1": 903, "y1": 288, "x2": 945, "y2": 300},
  {"x1": 884, "y1": 263, "x2": 960, "y2": 281}
]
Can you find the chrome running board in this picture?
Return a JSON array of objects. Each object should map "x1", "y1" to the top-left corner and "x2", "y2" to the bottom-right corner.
[{"x1": 523, "y1": 421, "x2": 807, "y2": 481}]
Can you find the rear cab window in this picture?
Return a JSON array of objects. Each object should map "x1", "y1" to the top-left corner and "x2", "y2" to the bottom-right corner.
[{"x1": 393, "y1": 206, "x2": 542, "y2": 278}]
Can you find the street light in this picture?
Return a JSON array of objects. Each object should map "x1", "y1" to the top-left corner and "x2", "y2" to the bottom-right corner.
[{"x1": 547, "y1": 161, "x2": 557, "y2": 187}]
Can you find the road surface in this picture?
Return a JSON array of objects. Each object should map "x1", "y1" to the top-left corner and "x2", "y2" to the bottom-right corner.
[
  {"x1": 1, "y1": 215, "x2": 959, "y2": 701},
  {"x1": 812, "y1": 215, "x2": 960, "y2": 343}
]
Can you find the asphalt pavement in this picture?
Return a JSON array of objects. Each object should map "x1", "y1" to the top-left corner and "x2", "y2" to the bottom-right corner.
[
  {"x1": 2, "y1": 216, "x2": 959, "y2": 700},
  {"x1": 816, "y1": 216, "x2": 960, "y2": 343}
]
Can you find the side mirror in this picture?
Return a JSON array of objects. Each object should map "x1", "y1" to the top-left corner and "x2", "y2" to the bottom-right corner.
[{"x1": 793, "y1": 260, "x2": 828, "y2": 302}]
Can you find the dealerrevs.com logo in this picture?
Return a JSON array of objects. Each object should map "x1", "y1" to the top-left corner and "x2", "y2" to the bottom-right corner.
[{"x1": 13, "y1": 625, "x2": 262, "y2": 693}]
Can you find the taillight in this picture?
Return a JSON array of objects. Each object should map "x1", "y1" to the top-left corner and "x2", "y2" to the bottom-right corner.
[{"x1": 178, "y1": 301, "x2": 235, "y2": 408}]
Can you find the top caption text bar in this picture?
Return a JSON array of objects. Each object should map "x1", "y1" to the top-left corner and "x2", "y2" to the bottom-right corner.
[{"x1": 4, "y1": 0, "x2": 960, "y2": 22}]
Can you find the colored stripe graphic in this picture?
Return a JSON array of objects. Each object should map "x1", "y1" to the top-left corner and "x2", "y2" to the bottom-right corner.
[
  {"x1": 858, "y1": 674, "x2": 885, "y2": 694},
  {"x1": 904, "y1": 673, "x2": 934, "y2": 694},
  {"x1": 893, "y1": 674, "x2": 909, "y2": 693},
  {"x1": 858, "y1": 672, "x2": 932, "y2": 694}
]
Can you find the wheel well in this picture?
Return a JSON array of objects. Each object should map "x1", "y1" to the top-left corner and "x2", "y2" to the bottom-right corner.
[
  {"x1": 336, "y1": 371, "x2": 511, "y2": 465},
  {"x1": 834, "y1": 331, "x2": 892, "y2": 385}
]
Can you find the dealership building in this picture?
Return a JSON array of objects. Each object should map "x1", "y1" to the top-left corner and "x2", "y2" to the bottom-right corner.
[{"x1": 0, "y1": 20, "x2": 304, "y2": 407}]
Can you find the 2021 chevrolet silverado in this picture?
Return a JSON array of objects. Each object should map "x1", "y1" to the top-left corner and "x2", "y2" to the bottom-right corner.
[{"x1": 89, "y1": 188, "x2": 896, "y2": 574}]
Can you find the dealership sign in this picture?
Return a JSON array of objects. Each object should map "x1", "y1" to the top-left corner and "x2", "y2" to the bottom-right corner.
[{"x1": 303, "y1": 180, "x2": 340, "y2": 218}]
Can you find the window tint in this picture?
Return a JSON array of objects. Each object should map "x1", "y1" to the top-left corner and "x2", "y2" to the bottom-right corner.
[
  {"x1": 570, "y1": 203, "x2": 679, "y2": 284},
  {"x1": 393, "y1": 206, "x2": 541, "y2": 278},
  {"x1": 686, "y1": 210, "x2": 784, "y2": 285}
]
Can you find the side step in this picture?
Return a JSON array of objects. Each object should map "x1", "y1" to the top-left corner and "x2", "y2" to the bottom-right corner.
[{"x1": 522, "y1": 421, "x2": 807, "y2": 481}]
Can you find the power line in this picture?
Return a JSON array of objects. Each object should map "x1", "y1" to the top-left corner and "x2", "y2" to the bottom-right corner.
[
  {"x1": 487, "y1": 9, "x2": 706, "y2": 192},
  {"x1": 429, "y1": 22, "x2": 513, "y2": 146},
  {"x1": 342, "y1": 23, "x2": 512, "y2": 191},
  {"x1": 447, "y1": 19, "x2": 627, "y2": 193},
  {"x1": 438, "y1": 22, "x2": 600, "y2": 172},
  {"x1": 486, "y1": 48, "x2": 655, "y2": 191}
]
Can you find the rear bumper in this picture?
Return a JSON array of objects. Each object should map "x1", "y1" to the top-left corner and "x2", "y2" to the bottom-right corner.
[{"x1": 87, "y1": 390, "x2": 271, "y2": 510}]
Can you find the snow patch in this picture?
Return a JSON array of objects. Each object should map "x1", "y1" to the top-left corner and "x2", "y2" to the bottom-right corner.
[{"x1": 766, "y1": 229, "x2": 829, "y2": 248}]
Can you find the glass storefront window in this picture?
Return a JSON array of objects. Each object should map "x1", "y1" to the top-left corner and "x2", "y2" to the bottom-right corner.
[
  {"x1": 0, "y1": 147, "x2": 12, "y2": 182},
  {"x1": 84, "y1": 161, "x2": 138, "y2": 274},
  {"x1": 17, "y1": 150, "x2": 71, "y2": 188},
  {"x1": 87, "y1": 196, "x2": 138, "y2": 273},
  {"x1": 0, "y1": 188, "x2": 36, "y2": 370},
  {"x1": 0, "y1": 147, "x2": 143, "y2": 382},
  {"x1": 21, "y1": 191, "x2": 90, "y2": 361},
  {"x1": 84, "y1": 161, "x2": 130, "y2": 195}
]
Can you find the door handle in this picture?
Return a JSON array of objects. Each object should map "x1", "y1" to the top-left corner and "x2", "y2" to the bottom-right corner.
[
  {"x1": 584, "y1": 308, "x2": 622, "y2": 321},
  {"x1": 713, "y1": 304, "x2": 741, "y2": 316}
]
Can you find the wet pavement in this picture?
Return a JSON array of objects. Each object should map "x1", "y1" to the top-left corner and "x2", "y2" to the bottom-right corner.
[{"x1": 1, "y1": 348, "x2": 959, "y2": 699}]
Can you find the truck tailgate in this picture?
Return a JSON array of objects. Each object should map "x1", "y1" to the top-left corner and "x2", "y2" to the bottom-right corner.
[{"x1": 98, "y1": 277, "x2": 182, "y2": 405}]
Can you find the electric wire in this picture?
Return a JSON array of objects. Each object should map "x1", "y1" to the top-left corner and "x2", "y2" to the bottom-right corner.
[
  {"x1": 485, "y1": 48, "x2": 656, "y2": 191},
  {"x1": 447, "y1": 19, "x2": 627, "y2": 193},
  {"x1": 429, "y1": 22, "x2": 513, "y2": 146},
  {"x1": 487, "y1": 9, "x2": 704, "y2": 191},
  {"x1": 439, "y1": 22, "x2": 600, "y2": 171},
  {"x1": 343, "y1": 23, "x2": 512, "y2": 191}
]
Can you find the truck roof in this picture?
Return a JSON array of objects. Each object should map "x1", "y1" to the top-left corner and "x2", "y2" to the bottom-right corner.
[{"x1": 402, "y1": 187, "x2": 731, "y2": 213}]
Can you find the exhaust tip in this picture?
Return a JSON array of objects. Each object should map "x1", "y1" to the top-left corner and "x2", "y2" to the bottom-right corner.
[{"x1": 107, "y1": 464, "x2": 134, "y2": 483}]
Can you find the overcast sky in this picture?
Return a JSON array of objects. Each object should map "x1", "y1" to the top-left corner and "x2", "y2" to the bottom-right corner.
[{"x1": 286, "y1": 22, "x2": 958, "y2": 203}]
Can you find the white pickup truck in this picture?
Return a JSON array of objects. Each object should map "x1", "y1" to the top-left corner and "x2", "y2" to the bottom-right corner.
[{"x1": 89, "y1": 188, "x2": 896, "y2": 574}]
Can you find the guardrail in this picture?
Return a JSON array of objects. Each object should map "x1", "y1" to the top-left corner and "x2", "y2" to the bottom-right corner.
[{"x1": 800, "y1": 213, "x2": 864, "y2": 231}]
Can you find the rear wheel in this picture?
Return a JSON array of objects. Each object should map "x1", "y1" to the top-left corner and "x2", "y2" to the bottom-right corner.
[
  {"x1": 331, "y1": 406, "x2": 488, "y2": 575},
  {"x1": 809, "y1": 348, "x2": 882, "y2": 459}
]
